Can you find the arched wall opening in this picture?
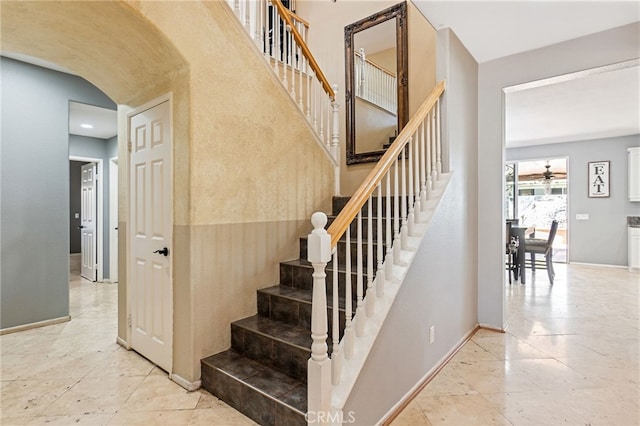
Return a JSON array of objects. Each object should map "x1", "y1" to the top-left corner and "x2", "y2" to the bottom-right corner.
[{"x1": 1, "y1": 0, "x2": 190, "y2": 376}]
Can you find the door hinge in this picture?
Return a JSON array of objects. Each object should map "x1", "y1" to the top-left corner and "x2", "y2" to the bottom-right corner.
[
  {"x1": 127, "y1": 141, "x2": 132, "y2": 152},
  {"x1": 127, "y1": 314, "x2": 132, "y2": 327}
]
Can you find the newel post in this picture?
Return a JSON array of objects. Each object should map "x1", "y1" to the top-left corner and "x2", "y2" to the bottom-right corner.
[{"x1": 307, "y1": 212, "x2": 332, "y2": 423}]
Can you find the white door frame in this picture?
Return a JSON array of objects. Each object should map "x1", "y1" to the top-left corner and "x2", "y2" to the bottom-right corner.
[
  {"x1": 109, "y1": 157, "x2": 118, "y2": 283},
  {"x1": 126, "y1": 92, "x2": 174, "y2": 373},
  {"x1": 70, "y1": 156, "x2": 104, "y2": 282}
]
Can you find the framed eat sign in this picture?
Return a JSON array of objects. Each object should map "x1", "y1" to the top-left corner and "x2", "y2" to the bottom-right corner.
[{"x1": 588, "y1": 161, "x2": 610, "y2": 198}]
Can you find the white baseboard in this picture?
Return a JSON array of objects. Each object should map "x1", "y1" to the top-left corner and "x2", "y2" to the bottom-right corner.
[
  {"x1": 379, "y1": 324, "x2": 480, "y2": 425},
  {"x1": 171, "y1": 373, "x2": 201, "y2": 392},
  {"x1": 478, "y1": 323, "x2": 506, "y2": 333},
  {"x1": 569, "y1": 262, "x2": 627, "y2": 269},
  {"x1": 1, "y1": 315, "x2": 71, "y2": 335},
  {"x1": 116, "y1": 336, "x2": 130, "y2": 349}
]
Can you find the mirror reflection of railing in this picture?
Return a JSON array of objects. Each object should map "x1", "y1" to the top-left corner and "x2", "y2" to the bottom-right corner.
[
  {"x1": 345, "y1": 1, "x2": 408, "y2": 165},
  {"x1": 226, "y1": 0, "x2": 340, "y2": 168},
  {"x1": 355, "y1": 49, "x2": 397, "y2": 114}
]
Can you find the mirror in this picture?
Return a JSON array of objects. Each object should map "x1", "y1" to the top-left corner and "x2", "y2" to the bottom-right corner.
[{"x1": 345, "y1": 2, "x2": 408, "y2": 165}]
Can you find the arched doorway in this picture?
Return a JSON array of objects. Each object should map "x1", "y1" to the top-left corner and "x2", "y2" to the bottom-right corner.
[{"x1": 1, "y1": 0, "x2": 188, "y2": 374}]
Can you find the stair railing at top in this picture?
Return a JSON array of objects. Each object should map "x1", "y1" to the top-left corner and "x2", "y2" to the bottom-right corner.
[
  {"x1": 355, "y1": 49, "x2": 397, "y2": 114},
  {"x1": 226, "y1": 0, "x2": 340, "y2": 168},
  {"x1": 306, "y1": 80, "x2": 446, "y2": 422}
]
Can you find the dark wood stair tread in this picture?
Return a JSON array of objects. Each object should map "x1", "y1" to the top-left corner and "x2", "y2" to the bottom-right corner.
[
  {"x1": 202, "y1": 349, "x2": 307, "y2": 416},
  {"x1": 258, "y1": 284, "x2": 349, "y2": 309},
  {"x1": 280, "y1": 258, "x2": 372, "y2": 276},
  {"x1": 233, "y1": 315, "x2": 313, "y2": 351}
]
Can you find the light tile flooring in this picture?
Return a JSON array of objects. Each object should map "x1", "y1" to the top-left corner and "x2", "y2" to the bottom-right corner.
[
  {"x1": 1, "y1": 264, "x2": 638, "y2": 425},
  {"x1": 392, "y1": 264, "x2": 640, "y2": 426},
  {"x1": 0, "y1": 273, "x2": 256, "y2": 425}
]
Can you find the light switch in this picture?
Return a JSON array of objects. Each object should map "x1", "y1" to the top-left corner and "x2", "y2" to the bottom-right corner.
[
  {"x1": 75, "y1": 213, "x2": 80, "y2": 219},
  {"x1": 576, "y1": 213, "x2": 589, "y2": 220}
]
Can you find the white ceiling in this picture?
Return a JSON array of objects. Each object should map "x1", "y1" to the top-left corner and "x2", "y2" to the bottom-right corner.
[
  {"x1": 505, "y1": 61, "x2": 640, "y2": 148},
  {"x1": 413, "y1": 1, "x2": 640, "y2": 64},
  {"x1": 414, "y1": 1, "x2": 640, "y2": 149},
  {"x1": 69, "y1": 101, "x2": 117, "y2": 140}
]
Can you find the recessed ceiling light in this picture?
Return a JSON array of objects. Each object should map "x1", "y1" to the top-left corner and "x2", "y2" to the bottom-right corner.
[{"x1": 80, "y1": 123, "x2": 94, "y2": 129}]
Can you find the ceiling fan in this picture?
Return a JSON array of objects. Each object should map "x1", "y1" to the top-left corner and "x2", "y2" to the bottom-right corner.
[
  {"x1": 518, "y1": 161, "x2": 567, "y2": 181},
  {"x1": 542, "y1": 163, "x2": 554, "y2": 182}
]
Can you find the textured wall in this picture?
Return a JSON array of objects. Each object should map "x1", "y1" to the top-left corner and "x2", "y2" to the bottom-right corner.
[{"x1": 132, "y1": 0, "x2": 335, "y2": 381}]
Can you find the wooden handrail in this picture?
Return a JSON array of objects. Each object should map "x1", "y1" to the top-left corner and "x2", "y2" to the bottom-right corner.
[
  {"x1": 271, "y1": 0, "x2": 335, "y2": 100},
  {"x1": 284, "y1": 8, "x2": 309, "y2": 29},
  {"x1": 327, "y1": 80, "x2": 446, "y2": 247}
]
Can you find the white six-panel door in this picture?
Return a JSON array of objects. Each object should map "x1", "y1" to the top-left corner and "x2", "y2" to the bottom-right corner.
[
  {"x1": 81, "y1": 163, "x2": 97, "y2": 281},
  {"x1": 129, "y1": 99, "x2": 173, "y2": 372}
]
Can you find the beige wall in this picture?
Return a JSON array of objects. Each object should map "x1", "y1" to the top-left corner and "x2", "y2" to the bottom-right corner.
[
  {"x1": 296, "y1": 0, "x2": 437, "y2": 194},
  {"x1": 4, "y1": 0, "x2": 334, "y2": 383},
  {"x1": 355, "y1": 99, "x2": 397, "y2": 152},
  {"x1": 367, "y1": 47, "x2": 398, "y2": 74}
]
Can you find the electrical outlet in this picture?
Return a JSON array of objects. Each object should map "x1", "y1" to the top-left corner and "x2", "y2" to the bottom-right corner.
[{"x1": 429, "y1": 326, "x2": 435, "y2": 344}]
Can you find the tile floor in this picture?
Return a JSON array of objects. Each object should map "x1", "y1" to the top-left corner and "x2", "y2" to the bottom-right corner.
[
  {"x1": 1, "y1": 264, "x2": 638, "y2": 425},
  {"x1": 1, "y1": 273, "x2": 257, "y2": 425},
  {"x1": 392, "y1": 264, "x2": 640, "y2": 426}
]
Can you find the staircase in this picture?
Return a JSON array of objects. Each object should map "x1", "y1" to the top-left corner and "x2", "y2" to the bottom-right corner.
[{"x1": 201, "y1": 196, "x2": 376, "y2": 425}]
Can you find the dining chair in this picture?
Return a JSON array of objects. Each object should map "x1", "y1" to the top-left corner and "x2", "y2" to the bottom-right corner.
[
  {"x1": 524, "y1": 220, "x2": 559, "y2": 284},
  {"x1": 505, "y1": 221, "x2": 519, "y2": 284}
]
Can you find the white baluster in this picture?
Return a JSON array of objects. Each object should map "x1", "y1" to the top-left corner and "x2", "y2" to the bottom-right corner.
[
  {"x1": 366, "y1": 197, "x2": 375, "y2": 317},
  {"x1": 400, "y1": 145, "x2": 408, "y2": 250},
  {"x1": 376, "y1": 184, "x2": 385, "y2": 296},
  {"x1": 325, "y1": 96, "x2": 330, "y2": 149},
  {"x1": 420, "y1": 120, "x2": 427, "y2": 210},
  {"x1": 393, "y1": 160, "x2": 401, "y2": 265},
  {"x1": 259, "y1": 0, "x2": 265, "y2": 55},
  {"x1": 252, "y1": 0, "x2": 258, "y2": 41},
  {"x1": 244, "y1": 0, "x2": 250, "y2": 28},
  {"x1": 426, "y1": 112, "x2": 434, "y2": 200},
  {"x1": 282, "y1": 25, "x2": 289, "y2": 88},
  {"x1": 312, "y1": 75, "x2": 318, "y2": 132},
  {"x1": 271, "y1": 5, "x2": 278, "y2": 73},
  {"x1": 307, "y1": 212, "x2": 331, "y2": 423},
  {"x1": 355, "y1": 212, "x2": 365, "y2": 337},
  {"x1": 306, "y1": 68, "x2": 312, "y2": 121},
  {"x1": 413, "y1": 128, "x2": 422, "y2": 222},
  {"x1": 431, "y1": 108, "x2": 437, "y2": 184},
  {"x1": 331, "y1": 249, "x2": 341, "y2": 385},
  {"x1": 298, "y1": 46, "x2": 304, "y2": 110},
  {"x1": 407, "y1": 136, "x2": 415, "y2": 236},
  {"x1": 288, "y1": 27, "x2": 295, "y2": 98},
  {"x1": 318, "y1": 86, "x2": 325, "y2": 142},
  {"x1": 331, "y1": 85, "x2": 340, "y2": 163},
  {"x1": 344, "y1": 226, "x2": 354, "y2": 359},
  {"x1": 436, "y1": 99, "x2": 442, "y2": 177},
  {"x1": 385, "y1": 173, "x2": 393, "y2": 279}
]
